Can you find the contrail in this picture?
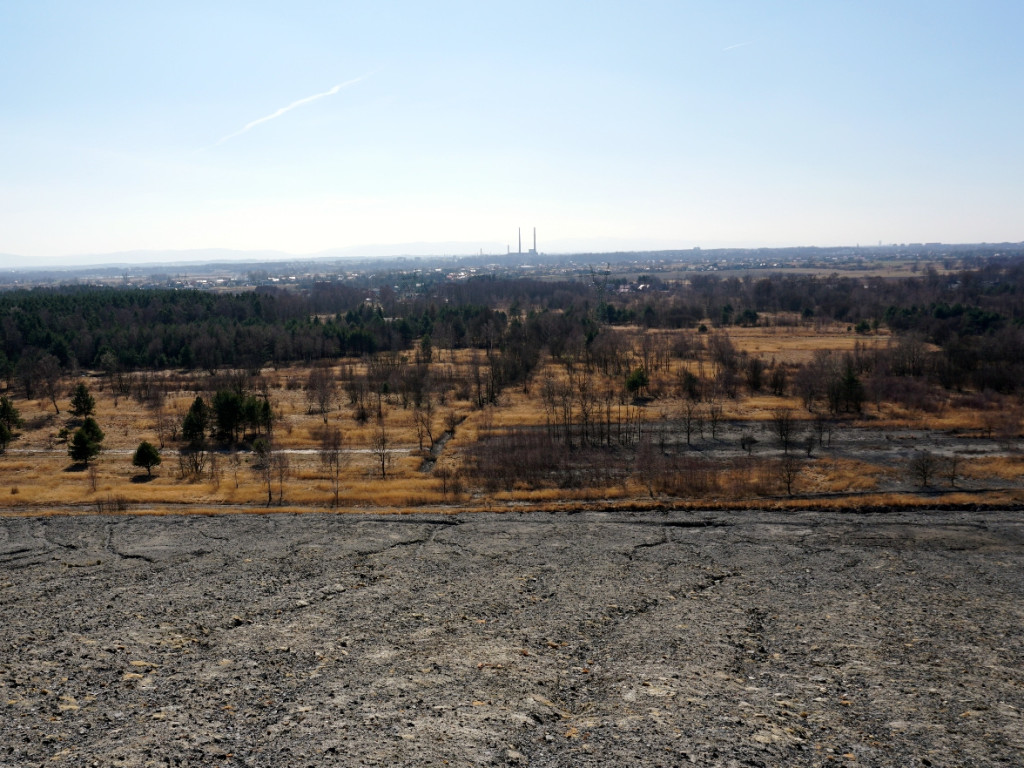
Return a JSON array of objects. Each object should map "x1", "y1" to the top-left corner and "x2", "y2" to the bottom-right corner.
[
  {"x1": 722, "y1": 41, "x2": 752, "y2": 52},
  {"x1": 214, "y1": 75, "x2": 367, "y2": 146}
]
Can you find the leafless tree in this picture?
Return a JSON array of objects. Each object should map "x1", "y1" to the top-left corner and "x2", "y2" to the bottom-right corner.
[
  {"x1": 372, "y1": 420, "x2": 392, "y2": 479},
  {"x1": 706, "y1": 399, "x2": 722, "y2": 440},
  {"x1": 772, "y1": 408, "x2": 796, "y2": 454},
  {"x1": 37, "y1": 353, "x2": 62, "y2": 414},
  {"x1": 318, "y1": 426, "x2": 348, "y2": 507},
  {"x1": 577, "y1": 369, "x2": 597, "y2": 446},
  {"x1": 306, "y1": 362, "x2": 336, "y2": 423},
  {"x1": 813, "y1": 414, "x2": 833, "y2": 448},
  {"x1": 778, "y1": 456, "x2": 802, "y2": 496},
  {"x1": 230, "y1": 451, "x2": 242, "y2": 489},
  {"x1": 414, "y1": 397, "x2": 436, "y2": 452},
  {"x1": 680, "y1": 399, "x2": 702, "y2": 446},
  {"x1": 209, "y1": 453, "x2": 221, "y2": 491},
  {"x1": 444, "y1": 410, "x2": 460, "y2": 436},
  {"x1": 178, "y1": 447, "x2": 208, "y2": 482},
  {"x1": 251, "y1": 438, "x2": 274, "y2": 504},
  {"x1": 634, "y1": 433, "x2": 659, "y2": 498},
  {"x1": 272, "y1": 451, "x2": 289, "y2": 504},
  {"x1": 907, "y1": 450, "x2": 939, "y2": 488},
  {"x1": 540, "y1": 375, "x2": 558, "y2": 437},
  {"x1": 943, "y1": 453, "x2": 962, "y2": 489},
  {"x1": 435, "y1": 458, "x2": 460, "y2": 501}
]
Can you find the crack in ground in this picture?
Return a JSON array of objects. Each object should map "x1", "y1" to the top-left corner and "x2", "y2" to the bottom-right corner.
[
  {"x1": 626, "y1": 527, "x2": 670, "y2": 561},
  {"x1": 104, "y1": 520, "x2": 157, "y2": 563}
]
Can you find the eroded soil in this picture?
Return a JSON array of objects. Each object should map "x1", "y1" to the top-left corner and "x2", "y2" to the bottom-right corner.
[{"x1": 2, "y1": 509, "x2": 1022, "y2": 767}]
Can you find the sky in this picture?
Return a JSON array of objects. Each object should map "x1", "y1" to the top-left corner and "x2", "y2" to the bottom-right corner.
[{"x1": 1, "y1": 1, "x2": 1022, "y2": 266}]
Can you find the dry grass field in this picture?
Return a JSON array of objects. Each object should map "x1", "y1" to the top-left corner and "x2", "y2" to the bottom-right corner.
[{"x1": 1, "y1": 324, "x2": 1022, "y2": 516}]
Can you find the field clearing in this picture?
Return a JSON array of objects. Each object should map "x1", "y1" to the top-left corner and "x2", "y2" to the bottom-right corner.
[
  {"x1": 0, "y1": 324, "x2": 1022, "y2": 515},
  {"x1": 720, "y1": 323, "x2": 892, "y2": 364}
]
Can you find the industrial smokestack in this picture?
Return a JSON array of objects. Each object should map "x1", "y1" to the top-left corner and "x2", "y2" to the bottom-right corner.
[
  {"x1": 518, "y1": 228, "x2": 522, "y2": 255},
  {"x1": 533, "y1": 227, "x2": 537, "y2": 253}
]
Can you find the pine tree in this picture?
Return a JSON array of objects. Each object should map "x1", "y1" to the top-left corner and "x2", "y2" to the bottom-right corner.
[
  {"x1": 132, "y1": 441, "x2": 161, "y2": 476},
  {"x1": 0, "y1": 396, "x2": 22, "y2": 430},
  {"x1": 69, "y1": 417, "x2": 104, "y2": 464},
  {"x1": 69, "y1": 382, "x2": 96, "y2": 418},
  {"x1": 181, "y1": 397, "x2": 209, "y2": 448}
]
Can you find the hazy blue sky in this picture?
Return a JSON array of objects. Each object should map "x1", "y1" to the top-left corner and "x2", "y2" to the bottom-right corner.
[{"x1": 1, "y1": 1, "x2": 1022, "y2": 264}]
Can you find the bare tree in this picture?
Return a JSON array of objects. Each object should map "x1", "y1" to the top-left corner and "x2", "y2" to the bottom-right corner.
[
  {"x1": 153, "y1": 402, "x2": 172, "y2": 449},
  {"x1": 943, "y1": 453, "x2": 962, "y2": 489},
  {"x1": 37, "y1": 353, "x2": 62, "y2": 414},
  {"x1": 230, "y1": 451, "x2": 242, "y2": 489},
  {"x1": 706, "y1": 397, "x2": 723, "y2": 440},
  {"x1": 318, "y1": 426, "x2": 348, "y2": 507},
  {"x1": 444, "y1": 410, "x2": 460, "y2": 437},
  {"x1": 209, "y1": 452, "x2": 221, "y2": 491},
  {"x1": 778, "y1": 456, "x2": 802, "y2": 496},
  {"x1": 772, "y1": 408, "x2": 795, "y2": 454},
  {"x1": 306, "y1": 362, "x2": 336, "y2": 424},
  {"x1": 907, "y1": 450, "x2": 938, "y2": 489},
  {"x1": 372, "y1": 421, "x2": 392, "y2": 479},
  {"x1": 680, "y1": 399, "x2": 703, "y2": 447},
  {"x1": 178, "y1": 447, "x2": 208, "y2": 482},
  {"x1": 272, "y1": 451, "x2": 289, "y2": 504},
  {"x1": 414, "y1": 397, "x2": 435, "y2": 452},
  {"x1": 634, "y1": 433, "x2": 659, "y2": 498},
  {"x1": 252, "y1": 438, "x2": 274, "y2": 504},
  {"x1": 813, "y1": 414, "x2": 833, "y2": 448},
  {"x1": 435, "y1": 458, "x2": 460, "y2": 501}
]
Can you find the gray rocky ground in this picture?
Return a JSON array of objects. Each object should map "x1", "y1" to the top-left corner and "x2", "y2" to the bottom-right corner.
[{"x1": 1, "y1": 509, "x2": 1022, "y2": 767}]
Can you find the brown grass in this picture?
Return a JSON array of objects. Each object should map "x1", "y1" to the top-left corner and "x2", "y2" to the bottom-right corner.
[{"x1": 1, "y1": 326, "x2": 1021, "y2": 516}]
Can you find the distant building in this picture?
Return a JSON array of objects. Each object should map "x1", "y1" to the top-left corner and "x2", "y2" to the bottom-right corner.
[{"x1": 512, "y1": 227, "x2": 538, "y2": 257}]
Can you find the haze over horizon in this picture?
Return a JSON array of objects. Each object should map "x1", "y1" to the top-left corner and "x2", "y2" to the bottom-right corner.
[{"x1": 2, "y1": 2, "x2": 1022, "y2": 268}]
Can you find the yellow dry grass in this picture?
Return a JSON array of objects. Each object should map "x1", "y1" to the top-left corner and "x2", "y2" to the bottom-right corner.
[
  {"x1": 1, "y1": 323, "x2": 1021, "y2": 516},
  {"x1": 799, "y1": 458, "x2": 882, "y2": 495},
  {"x1": 963, "y1": 456, "x2": 1024, "y2": 482},
  {"x1": 721, "y1": 323, "x2": 891, "y2": 365}
]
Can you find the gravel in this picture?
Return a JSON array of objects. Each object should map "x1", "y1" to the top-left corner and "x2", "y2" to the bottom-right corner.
[{"x1": 2, "y1": 509, "x2": 1022, "y2": 767}]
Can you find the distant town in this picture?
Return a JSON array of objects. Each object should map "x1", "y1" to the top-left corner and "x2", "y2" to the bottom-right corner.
[{"x1": 2, "y1": 241, "x2": 1022, "y2": 291}]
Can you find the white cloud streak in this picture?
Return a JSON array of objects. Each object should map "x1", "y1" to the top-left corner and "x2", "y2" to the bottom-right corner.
[
  {"x1": 214, "y1": 75, "x2": 367, "y2": 146},
  {"x1": 722, "y1": 41, "x2": 752, "y2": 52}
]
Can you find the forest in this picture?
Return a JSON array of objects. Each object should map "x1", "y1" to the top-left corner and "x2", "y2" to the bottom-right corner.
[{"x1": 3, "y1": 256, "x2": 1024, "y2": 395}]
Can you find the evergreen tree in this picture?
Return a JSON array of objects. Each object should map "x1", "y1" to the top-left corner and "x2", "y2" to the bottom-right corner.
[
  {"x1": 0, "y1": 396, "x2": 22, "y2": 430},
  {"x1": 212, "y1": 390, "x2": 244, "y2": 443},
  {"x1": 69, "y1": 382, "x2": 96, "y2": 418},
  {"x1": 69, "y1": 417, "x2": 104, "y2": 464},
  {"x1": 181, "y1": 397, "x2": 209, "y2": 448},
  {"x1": 132, "y1": 441, "x2": 161, "y2": 476}
]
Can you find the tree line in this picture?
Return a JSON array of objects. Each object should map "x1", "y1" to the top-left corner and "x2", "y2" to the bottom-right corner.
[{"x1": 2, "y1": 256, "x2": 1024, "y2": 397}]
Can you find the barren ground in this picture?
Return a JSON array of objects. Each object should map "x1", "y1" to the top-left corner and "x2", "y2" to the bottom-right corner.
[{"x1": 2, "y1": 509, "x2": 1023, "y2": 767}]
